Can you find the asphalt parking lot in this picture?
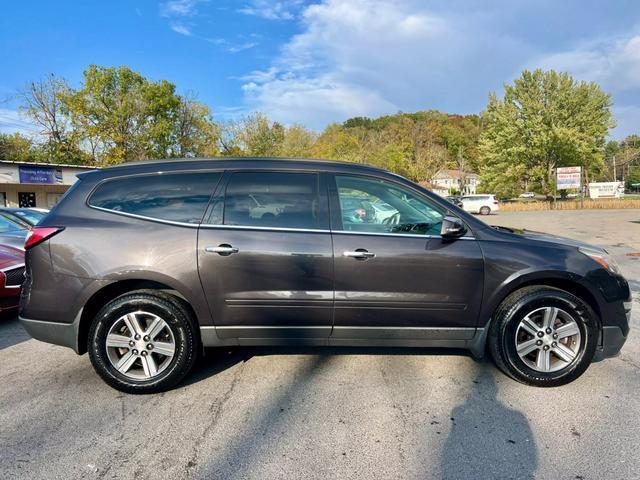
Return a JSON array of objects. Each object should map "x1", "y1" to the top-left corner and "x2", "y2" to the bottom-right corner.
[{"x1": 1, "y1": 209, "x2": 639, "y2": 480}]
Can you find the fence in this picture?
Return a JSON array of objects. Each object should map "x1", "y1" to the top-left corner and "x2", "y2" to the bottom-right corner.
[{"x1": 500, "y1": 198, "x2": 640, "y2": 211}]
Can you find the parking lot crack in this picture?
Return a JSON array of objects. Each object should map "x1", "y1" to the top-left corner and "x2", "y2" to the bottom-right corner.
[
  {"x1": 184, "y1": 359, "x2": 247, "y2": 477},
  {"x1": 378, "y1": 360, "x2": 408, "y2": 464}
]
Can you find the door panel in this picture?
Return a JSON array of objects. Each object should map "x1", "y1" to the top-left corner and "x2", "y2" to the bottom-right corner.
[
  {"x1": 329, "y1": 173, "x2": 484, "y2": 333},
  {"x1": 197, "y1": 170, "x2": 333, "y2": 339},
  {"x1": 198, "y1": 228, "x2": 333, "y2": 337},
  {"x1": 332, "y1": 234, "x2": 483, "y2": 329}
]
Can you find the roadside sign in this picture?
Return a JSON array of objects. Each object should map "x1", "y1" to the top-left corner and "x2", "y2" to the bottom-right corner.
[
  {"x1": 556, "y1": 166, "x2": 581, "y2": 190},
  {"x1": 588, "y1": 181, "x2": 623, "y2": 199}
]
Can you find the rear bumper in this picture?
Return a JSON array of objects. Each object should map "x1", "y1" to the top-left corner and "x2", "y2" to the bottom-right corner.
[{"x1": 19, "y1": 313, "x2": 81, "y2": 353}]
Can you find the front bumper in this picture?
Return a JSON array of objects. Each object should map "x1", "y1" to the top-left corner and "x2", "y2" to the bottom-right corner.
[
  {"x1": 597, "y1": 299, "x2": 632, "y2": 359},
  {"x1": 19, "y1": 314, "x2": 82, "y2": 353},
  {"x1": 599, "y1": 325, "x2": 628, "y2": 358}
]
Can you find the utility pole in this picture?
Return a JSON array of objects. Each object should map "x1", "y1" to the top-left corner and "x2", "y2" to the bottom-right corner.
[
  {"x1": 457, "y1": 146, "x2": 465, "y2": 194},
  {"x1": 613, "y1": 155, "x2": 616, "y2": 181}
]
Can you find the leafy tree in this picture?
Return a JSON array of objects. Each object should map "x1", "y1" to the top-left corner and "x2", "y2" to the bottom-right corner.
[
  {"x1": 62, "y1": 65, "x2": 182, "y2": 163},
  {"x1": 311, "y1": 124, "x2": 360, "y2": 162},
  {"x1": 479, "y1": 69, "x2": 614, "y2": 197},
  {"x1": 0, "y1": 133, "x2": 45, "y2": 162},
  {"x1": 18, "y1": 75, "x2": 89, "y2": 164},
  {"x1": 280, "y1": 124, "x2": 317, "y2": 157},
  {"x1": 173, "y1": 95, "x2": 219, "y2": 157},
  {"x1": 233, "y1": 113, "x2": 285, "y2": 156}
]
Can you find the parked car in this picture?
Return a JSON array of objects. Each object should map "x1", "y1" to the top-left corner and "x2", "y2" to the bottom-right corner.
[
  {"x1": 460, "y1": 194, "x2": 500, "y2": 215},
  {"x1": 0, "y1": 213, "x2": 30, "y2": 250},
  {"x1": 0, "y1": 208, "x2": 48, "y2": 226},
  {"x1": 20, "y1": 158, "x2": 630, "y2": 393},
  {"x1": 0, "y1": 244, "x2": 25, "y2": 314},
  {"x1": 519, "y1": 192, "x2": 535, "y2": 199}
]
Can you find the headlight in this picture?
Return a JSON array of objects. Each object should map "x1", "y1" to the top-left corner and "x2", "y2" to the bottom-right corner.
[{"x1": 578, "y1": 247, "x2": 621, "y2": 274}]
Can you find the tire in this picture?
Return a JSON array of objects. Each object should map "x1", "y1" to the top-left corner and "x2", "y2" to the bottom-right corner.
[
  {"x1": 479, "y1": 206, "x2": 491, "y2": 215},
  {"x1": 488, "y1": 286, "x2": 598, "y2": 387},
  {"x1": 88, "y1": 290, "x2": 198, "y2": 394}
]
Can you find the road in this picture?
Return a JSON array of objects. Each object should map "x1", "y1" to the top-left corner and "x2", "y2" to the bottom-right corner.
[{"x1": 1, "y1": 209, "x2": 639, "y2": 479}]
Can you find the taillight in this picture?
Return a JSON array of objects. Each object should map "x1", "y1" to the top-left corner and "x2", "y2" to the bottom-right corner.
[
  {"x1": 493, "y1": 200, "x2": 499, "y2": 205},
  {"x1": 24, "y1": 227, "x2": 64, "y2": 250}
]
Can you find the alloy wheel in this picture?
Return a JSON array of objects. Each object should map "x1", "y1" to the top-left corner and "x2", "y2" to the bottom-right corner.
[
  {"x1": 105, "y1": 311, "x2": 176, "y2": 380},
  {"x1": 514, "y1": 306, "x2": 582, "y2": 373}
]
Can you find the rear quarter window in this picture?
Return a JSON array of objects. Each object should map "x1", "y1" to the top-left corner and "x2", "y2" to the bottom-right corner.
[{"x1": 88, "y1": 172, "x2": 221, "y2": 224}]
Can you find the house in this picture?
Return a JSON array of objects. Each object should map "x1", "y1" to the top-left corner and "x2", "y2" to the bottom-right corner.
[
  {"x1": 418, "y1": 180, "x2": 449, "y2": 197},
  {"x1": 431, "y1": 169, "x2": 479, "y2": 195}
]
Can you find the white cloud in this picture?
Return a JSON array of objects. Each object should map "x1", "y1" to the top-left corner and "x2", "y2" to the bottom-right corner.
[
  {"x1": 227, "y1": 42, "x2": 259, "y2": 53},
  {"x1": 531, "y1": 31, "x2": 640, "y2": 138},
  {"x1": 206, "y1": 37, "x2": 259, "y2": 53},
  {"x1": 0, "y1": 109, "x2": 37, "y2": 136},
  {"x1": 242, "y1": 74, "x2": 396, "y2": 127},
  {"x1": 239, "y1": 0, "x2": 530, "y2": 128},
  {"x1": 238, "y1": 0, "x2": 304, "y2": 21},
  {"x1": 533, "y1": 33, "x2": 640, "y2": 91},
  {"x1": 170, "y1": 23, "x2": 193, "y2": 36},
  {"x1": 160, "y1": 0, "x2": 204, "y2": 17}
]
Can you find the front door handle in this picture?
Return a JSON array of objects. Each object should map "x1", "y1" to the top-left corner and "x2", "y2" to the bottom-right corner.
[
  {"x1": 205, "y1": 244, "x2": 239, "y2": 255},
  {"x1": 343, "y1": 249, "x2": 375, "y2": 260}
]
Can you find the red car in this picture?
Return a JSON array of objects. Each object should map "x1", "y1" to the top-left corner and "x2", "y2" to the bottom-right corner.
[{"x1": 0, "y1": 244, "x2": 25, "y2": 314}]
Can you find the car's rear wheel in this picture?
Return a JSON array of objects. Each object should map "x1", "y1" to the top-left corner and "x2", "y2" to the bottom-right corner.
[
  {"x1": 488, "y1": 286, "x2": 598, "y2": 387},
  {"x1": 88, "y1": 291, "x2": 198, "y2": 394},
  {"x1": 479, "y1": 206, "x2": 491, "y2": 215}
]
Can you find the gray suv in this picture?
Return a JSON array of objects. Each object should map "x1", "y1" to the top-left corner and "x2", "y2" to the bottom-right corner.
[{"x1": 20, "y1": 158, "x2": 631, "y2": 393}]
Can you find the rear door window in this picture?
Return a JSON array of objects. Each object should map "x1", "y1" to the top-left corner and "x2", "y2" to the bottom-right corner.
[
  {"x1": 89, "y1": 172, "x2": 221, "y2": 224},
  {"x1": 223, "y1": 172, "x2": 320, "y2": 229}
]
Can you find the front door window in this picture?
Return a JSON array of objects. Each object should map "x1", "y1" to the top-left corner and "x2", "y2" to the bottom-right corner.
[{"x1": 335, "y1": 175, "x2": 444, "y2": 236}]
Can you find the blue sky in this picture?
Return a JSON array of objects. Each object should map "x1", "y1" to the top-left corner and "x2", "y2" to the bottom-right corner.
[{"x1": 1, "y1": 0, "x2": 640, "y2": 138}]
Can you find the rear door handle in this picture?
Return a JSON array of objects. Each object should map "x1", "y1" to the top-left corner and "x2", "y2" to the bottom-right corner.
[
  {"x1": 205, "y1": 244, "x2": 239, "y2": 255},
  {"x1": 343, "y1": 249, "x2": 375, "y2": 260}
]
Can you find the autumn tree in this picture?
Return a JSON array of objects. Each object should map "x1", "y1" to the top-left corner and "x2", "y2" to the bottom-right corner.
[
  {"x1": 479, "y1": 69, "x2": 614, "y2": 197},
  {"x1": 174, "y1": 94, "x2": 219, "y2": 157},
  {"x1": 18, "y1": 74, "x2": 88, "y2": 164},
  {"x1": 0, "y1": 133, "x2": 45, "y2": 163}
]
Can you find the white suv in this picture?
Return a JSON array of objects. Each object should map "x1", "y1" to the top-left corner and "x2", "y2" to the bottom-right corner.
[{"x1": 460, "y1": 194, "x2": 499, "y2": 215}]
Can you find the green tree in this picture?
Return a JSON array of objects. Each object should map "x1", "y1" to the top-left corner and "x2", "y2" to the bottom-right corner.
[
  {"x1": 280, "y1": 124, "x2": 317, "y2": 157},
  {"x1": 228, "y1": 113, "x2": 285, "y2": 156},
  {"x1": 18, "y1": 75, "x2": 89, "y2": 164},
  {"x1": 62, "y1": 65, "x2": 180, "y2": 163},
  {"x1": 312, "y1": 123, "x2": 360, "y2": 161},
  {"x1": 0, "y1": 133, "x2": 46, "y2": 162},
  {"x1": 479, "y1": 69, "x2": 614, "y2": 197},
  {"x1": 173, "y1": 95, "x2": 219, "y2": 157}
]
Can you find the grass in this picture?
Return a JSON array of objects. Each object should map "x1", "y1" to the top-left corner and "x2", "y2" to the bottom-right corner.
[{"x1": 500, "y1": 198, "x2": 640, "y2": 211}]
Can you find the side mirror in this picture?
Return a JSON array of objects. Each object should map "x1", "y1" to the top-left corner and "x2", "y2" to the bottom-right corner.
[{"x1": 441, "y1": 216, "x2": 467, "y2": 238}]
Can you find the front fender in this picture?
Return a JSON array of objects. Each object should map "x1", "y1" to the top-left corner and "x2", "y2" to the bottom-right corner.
[{"x1": 478, "y1": 268, "x2": 595, "y2": 328}]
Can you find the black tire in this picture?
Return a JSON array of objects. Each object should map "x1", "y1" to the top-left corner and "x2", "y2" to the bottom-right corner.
[
  {"x1": 88, "y1": 290, "x2": 198, "y2": 394},
  {"x1": 480, "y1": 206, "x2": 491, "y2": 215},
  {"x1": 488, "y1": 286, "x2": 599, "y2": 387}
]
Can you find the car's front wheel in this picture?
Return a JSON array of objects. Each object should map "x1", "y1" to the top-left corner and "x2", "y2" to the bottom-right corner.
[
  {"x1": 488, "y1": 286, "x2": 598, "y2": 387},
  {"x1": 88, "y1": 291, "x2": 198, "y2": 394}
]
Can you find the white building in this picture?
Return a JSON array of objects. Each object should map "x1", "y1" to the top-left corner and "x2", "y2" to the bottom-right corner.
[
  {"x1": 0, "y1": 160, "x2": 95, "y2": 208},
  {"x1": 418, "y1": 181, "x2": 449, "y2": 197},
  {"x1": 431, "y1": 169, "x2": 479, "y2": 195}
]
